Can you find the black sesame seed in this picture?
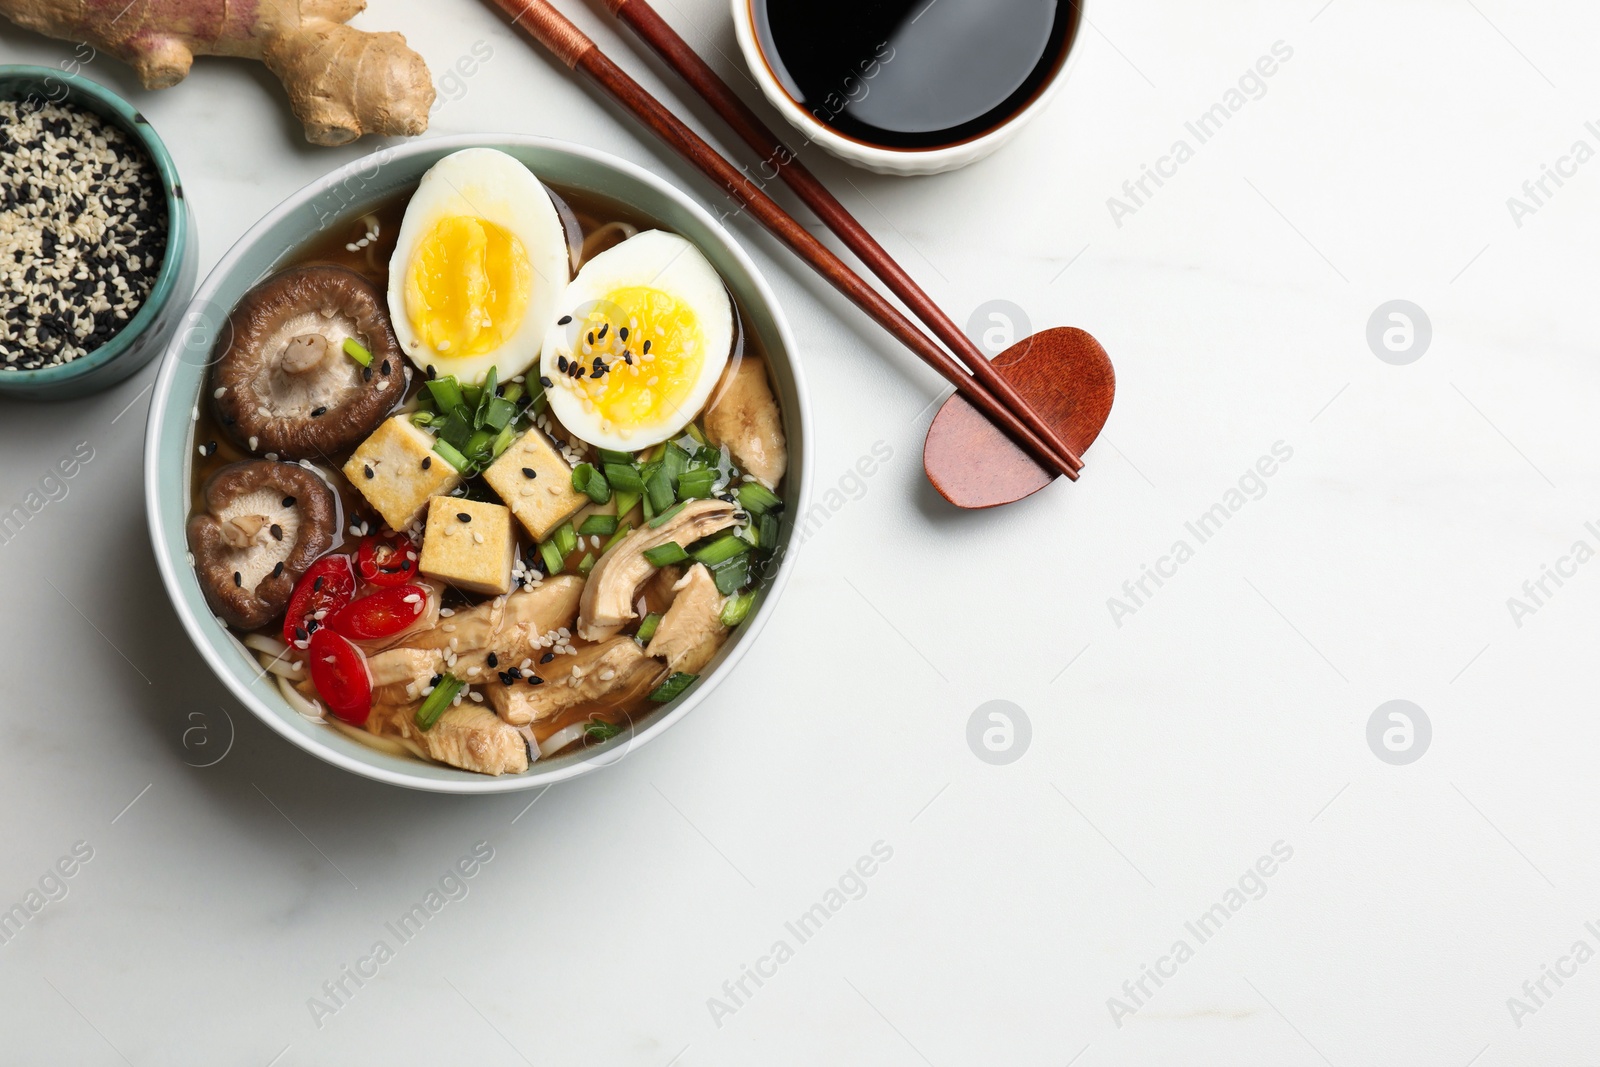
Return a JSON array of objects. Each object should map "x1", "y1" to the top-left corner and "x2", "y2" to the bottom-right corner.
[
  {"x1": 499, "y1": 671, "x2": 514, "y2": 686},
  {"x1": 270, "y1": 524, "x2": 283, "y2": 541},
  {"x1": 429, "y1": 674, "x2": 442, "y2": 687},
  {"x1": 233, "y1": 571, "x2": 242, "y2": 587},
  {"x1": 363, "y1": 465, "x2": 374, "y2": 480},
  {"x1": 642, "y1": 340, "x2": 652, "y2": 354},
  {"x1": 558, "y1": 355, "x2": 569, "y2": 372},
  {"x1": 539, "y1": 375, "x2": 553, "y2": 388},
  {"x1": 295, "y1": 626, "x2": 309, "y2": 641},
  {"x1": 271, "y1": 561, "x2": 285, "y2": 579},
  {"x1": 522, "y1": 467, "x2": 536, "y2": 479},
  {"x1": 487, "y1": 652, "x2": 499, "y2": 668},
  {"x1": 283, "y1": 496, "x2": 296, "y2": 507},
  {"x1": 421, "y1": 456, "x2": 432, "y2": 470},
  {"x1": 426, "y1": 364, "x2": 437, "y2": 380},
  {"x1": 457, "y1": 512, "x2": 471, "y2": 523},
  {"x1": 528, "y1": 675, "x2": 544, "y2": 686},
  {"x1": 558, "y1": 315, "x2": 572, "y2": 326},
  {"x1": 619, "y1": 327, "x2": 629, "y2": 342},
  {"x1": 540, "y1": 652, "x2": 554, "y2": 664},
  {"x1": 586, "y1": 332, "x2": 594, "y2": 345},
  {"x1": 380, "y1": 359, "x2": 391, "y2": 376},
  {"x1": 598, "y1": 323, "x2": 608, "y2": 339},
  {"x1": 313, "y1": 576, "x2": 325, "y2": 592},
  {"x1": 310, "y1": 406, "x2": 326, "y2": 418},
  {"x1": 361, "y1": 364, "x2": 372, "y2": 382}
]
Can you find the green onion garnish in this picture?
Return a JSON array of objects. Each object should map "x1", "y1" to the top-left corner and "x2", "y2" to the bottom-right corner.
[
  {"x1": 691, "y1": 533, "x2": 750, "y2": 566},
  {"x1": 613, "y1": 490, "x2": 641, "y2": 519},
  {"x1": 473, "y1": 367, "x2": 498, "y2": 429},
  {"x1": 585, "y1": 719, "x2": 624, "y2": 741},
  {"x1": 410, "y1": 411, "x2": 436, "y2": 428},
  {"x1": 602, "y1": 522, "x2": 633, "y2": 554},
  {"x1": 636, "y1": 612, "x2": 662, "y2": 644},
  {"x1": 676, "y1": 468, "x2": 716, "y2": 500},
  {"x1": 579, "y1": 514, "x2": 618, "y2": 537},
  {"x1": 553, "y1": 522, "x2": 578, "y2": 557},
  {"x1": 661, "y1": 442, "x2": 689, "y2": 485},
  {"x1": 604, "y1": 463, "x2": 645, "y2": 494},
  {"x1": 710, "y1": 555, "x2": 749, "y2": 595},
  {"x1": 577, "y1": 551, "x2": 596, "y2": 576},
  {"x1": 414, "y1": 673, "x2": 463, "y2": 730},
  {"x1": 736, "y1": 482, "x2": 783, "y2": 514},
  {"x1": 645, "y1": 465, "x2": 675, "y2": 513},
  {"x1": 539, "y1": 537, "x2": 565, "y2": 575},
  {"x1": 489, "y1": 423, "x2": 517, "y2": 460},
  {"x1": 684, "y1": 422, "x2": 709, "y2": 446},
  {"x1": 720, "y1": 591, "x2": 756, "y2": 627},
  {"x1": 438, "y1": 408, "x2": 474, "y2": 449},
  {"x1": 647, "y1": 500, "x2": 688, "y2": 529},
  {"x1": 642, "y1": 542, "x2": 688, "y2": 567},
  {"x1": 757, "y1": 512, "x2": 779, "y2": 553},
  {"x1": 501, "y1": 382, "x2": 525, "y2": 405},
  {"x1": 342, "y1": 337, "x2": 372, "y2": 367},
  {"x1": 432, "y1": 439, "x2": 469, "y2": 472},
  {"x1": 572, "y1": 463, "x2": 612, "y2": 504},
  {"x1": 597, "y1": 448, "x2": 635, "y2": 465},
  {"x1": 483, "y1": 396, "x2": 517, "y2": 432},
  {"x1": 648, "y1": 672, "x2": 697, "y2": 703},
  {"x1": 426, "y1": 376, "x2": 466, "y2": 414}
]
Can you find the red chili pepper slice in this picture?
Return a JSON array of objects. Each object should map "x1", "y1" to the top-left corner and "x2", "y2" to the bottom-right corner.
[
  {"x1": 282, "y1": 554, "x2": 356, "y2": 645},
  {"x1": 327, "y1": 584, "x2": 430, "y2": 642},
  {"x1": 307, "y1": 628, "x2": 373, "y2": 725},
  {"x1": 356, "y1": 534, "x2": 419, "y2": 588}
]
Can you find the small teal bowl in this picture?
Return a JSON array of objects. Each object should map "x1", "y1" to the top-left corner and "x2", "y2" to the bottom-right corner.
[{"x1": 0, "y1": 65, "x2": 196, "y2": 400}]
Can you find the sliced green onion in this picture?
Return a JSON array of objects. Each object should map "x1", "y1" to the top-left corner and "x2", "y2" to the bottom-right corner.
[
  {"x1": 692, "y1": 533, "x2": 750, "y2": 566},
  {"x1": 710, "y1": 555, "x2": 749, "y2": 595},
  {"x1": 635, "y1": 612, "x2": 662, "y2": 643},
  {"x1": 342, "y1": 337, "x2": 372, "y2": 367},
  {"x1": 464, "y1": 428, "x2": 496, "y2": 463},
  {"x1": 693, "y1": 444, "x2": 722, "y2": 468},
  {"x1": 572, "y1": 463, "x2": 612, "y2": 504},
  {"x1": 550, "y1": 522, "x2": 576, "y2": 558},
  {"x1": 645, "y1": 465, "x2": 675, "y2": 514},
  {"x1": 578, "y1": 514, "x2": 618, "y2": 537},
  {"x1": 647, "y1": 500, "x2": 688, "y2": 529},
  {"x1": 757, "y1": 511, "x2": 779, "y2": 553},
  {"x1": 432, "y1": 439, "x2": 469, "y2": 472},
  {"x1": 483, "y1": 396, "x2": 517, "y2": 432},
  {"x1": 473, "y1": 366, "x2": 498, "y2": 429},
  {"x1": 684, "y1": 422, "x2": 709, "y2": 446},
  {"x1": 641, "y1": 492, "x2": 655, "y2": 523},
  {"x1": 602, "y1": 521, "x2": 633, "y2": 554},
  {"x1": 720, "y1": 591, "x2": 756, "y2": 627},
  {"x1": 613, "y1": 490, "x2": 641, "y2": 519},
  {"x1": 577, "y1": 551, "x2": 596, "y2": 576},
  {"x1": 437, "y1": 408, "x2": 474, "y2": 449},
  {"x1": 597, "y1": 448, "x2": 635, "y2": 465},
  {"x1": 648, "y1": 672, "x2": 697, "y2": 703},
  {"x1": 539, "y1": 537, "x2": 566, "y2": 575},
  {"x1": 642, "y1": 542, "x2": 688, "y2": 567},
  {"x1": 410, "y1": 411, "x2": 436, "y2": 428},
  {"x1": 502, "y1": 382, "x2": 524, "y2": 404},
  {"x1": 604, "y1": 463, "x2": 645, "y2": 493},
  {"x1": 676, "y1": 467, "x2": 716, "y2": 500},
  {"x1": 427, "y1": 376, "x2": 466, "y2": 415},
  {"x1": 661, "y1": 442, "x2": 689, "y2": 485},
  {"x1": 460, "y1": 383, "x2": 482, "y2": 413},
  {"x1": 737, "y1": 482, "x2": 783, "y2": 514},
  {"x1": 414, "y1": 673, "x2": 463, "y2": 730},
  {"x1": 489, "y1": 423, "x2": 517, "y2": 459},
  {"x1": 585, "y1": 718, "x2": 623, "y2": 741}
]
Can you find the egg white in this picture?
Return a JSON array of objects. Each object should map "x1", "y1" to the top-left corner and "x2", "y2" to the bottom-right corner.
[
  {"x1": 386, "y1": 148, "x2": 569, "y2": 385},
  {"x1": 541, "y1": 230, "x2": 733, "y2": 452}
]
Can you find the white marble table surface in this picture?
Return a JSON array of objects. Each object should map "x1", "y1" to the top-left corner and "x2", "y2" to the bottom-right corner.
[{"x1": 3, "y1": 0, "x2": 1598, "y2": 1062}]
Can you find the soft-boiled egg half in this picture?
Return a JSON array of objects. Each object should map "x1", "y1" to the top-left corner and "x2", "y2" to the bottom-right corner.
[
  {"x1": 541, "y1": 230, "x2": 733, "y2": 452},
  {"x1": 387, "y1": 148, "x2": 569, "y2": 384}
]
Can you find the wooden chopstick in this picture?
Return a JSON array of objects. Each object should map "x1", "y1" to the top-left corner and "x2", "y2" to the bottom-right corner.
[
  {"x1": 486, "y1": 0, "x2": 1081, "y2": 482},
  {"x1": 601, "y1": 0, "x2": 1084, "y2": 475}
]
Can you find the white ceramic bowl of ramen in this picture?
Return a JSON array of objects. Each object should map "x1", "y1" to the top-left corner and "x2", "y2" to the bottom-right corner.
[
  {"x1": 732, "y1": 0, "x2": 1086, "y2": 176},
  {"x1": 145, "y1": 134, "x2": 812, "y2": 793}
]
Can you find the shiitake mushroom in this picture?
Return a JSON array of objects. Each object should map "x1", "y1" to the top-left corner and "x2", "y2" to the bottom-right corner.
[{"x1": 210, "y1": 266, "x2": 407, "y2": 460}]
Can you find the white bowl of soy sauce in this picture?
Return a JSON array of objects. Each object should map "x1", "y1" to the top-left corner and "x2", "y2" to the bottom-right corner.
[{"x1": 734, "y1": 0, "x2": 1084, "y2": 175}]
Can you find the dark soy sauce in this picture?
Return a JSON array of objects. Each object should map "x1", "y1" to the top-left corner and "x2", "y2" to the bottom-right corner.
[{"x1": 752, "y1": 0, "x2": 1079, "y2": 150}]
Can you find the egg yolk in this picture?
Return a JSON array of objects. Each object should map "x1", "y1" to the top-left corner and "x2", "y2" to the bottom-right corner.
[
  {"x1": 562, "y1": 286, "x2": 703, "y2": 435},
  {"x1": 405, "y1": 216, "x2": 531, "y2": 359}
]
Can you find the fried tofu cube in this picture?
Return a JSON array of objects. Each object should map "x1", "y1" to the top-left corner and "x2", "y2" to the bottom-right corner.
[
  {"x1": 342, "y1": 416, "x2": 463, "y2": 531},
  {"x1": 482, "y1": 428, "x2": 588, "y2": 542},
  {"x1": 418, "y1": 497, "x2": 515, "y2": 595}
]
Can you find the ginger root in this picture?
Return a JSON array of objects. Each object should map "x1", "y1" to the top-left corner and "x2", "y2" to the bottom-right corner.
[{"x1": 0, "y1": 0, "x2": 435, "y2": 146}]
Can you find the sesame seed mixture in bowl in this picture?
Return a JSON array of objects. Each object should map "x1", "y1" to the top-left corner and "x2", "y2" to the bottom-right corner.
[
  {"x1": 0, "y1": 66, "x2": 195, "y2": 400},
  {"x1": 0, "y1": 99, "x2": 168, "y2": 370}
]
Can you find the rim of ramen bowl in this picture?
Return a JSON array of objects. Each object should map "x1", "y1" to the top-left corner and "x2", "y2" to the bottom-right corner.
[{"x1": 144, "y1": 134, "x2": 813, "y2": 793}]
